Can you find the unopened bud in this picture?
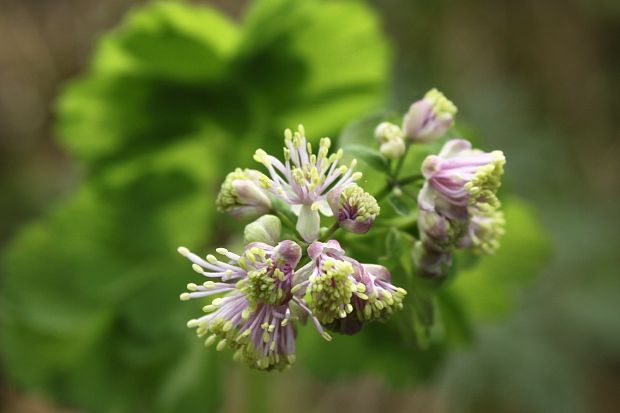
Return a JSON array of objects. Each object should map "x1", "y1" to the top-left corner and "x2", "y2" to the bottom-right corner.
[
  {"x1": 216, "y1": 168, "x2": 272, "y2": 219},
  {"x1": 374, "y1": 122, "x2": 406, "y2": 159},
  {"x1": 327, "y1": 184, "x2": 379, "y2": 234},
  {"x1": 403, "y1": 89, "x2": 457, "y2": 143},
  {"x1": 244, "y1": 215, "x2": 282, "y2": 245}
]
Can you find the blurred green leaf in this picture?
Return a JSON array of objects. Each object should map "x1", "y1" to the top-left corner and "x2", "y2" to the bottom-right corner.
[
  {"x1": 387, "y1": 193, "x2": 411, "y2": 216},
  {"x1": 344, "y1": 144, "x2": 390, "y2": 173},
  {"x1": 338, "y1": 111, "x2": 394, "y2": 193},
  {"x1": 297, "y1": 319, "x2": 445, "y2": 385},
  {"x1": 385, "y1": 227, "x2": 404, "y2": 258},
  {"x1": 1, "y1": 0, "x2": 389, "y2": 411},
  {"x1": 448, "y1": 197, "x2": 551, "y2": 321},
  {"x1": 102, "y1": 2, "x2": 240, "y2": 81}
]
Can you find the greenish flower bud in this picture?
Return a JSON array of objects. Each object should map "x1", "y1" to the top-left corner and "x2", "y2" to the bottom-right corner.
[
  {"x1": 374, "y1": 121, "x2": 406, "y2": 159},
  {"x1": 216, "y1": 168, "x2": 271, "y2": 219},
  {"x1": 244, "y1": 215, "x2": 281, "y2": 245}
]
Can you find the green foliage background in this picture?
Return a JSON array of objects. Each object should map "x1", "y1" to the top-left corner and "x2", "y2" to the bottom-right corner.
[
  {"x1": 1, "y1": 0, "x2": 393, "y2": 411},
  {"x1": 2, "y1": 0, "x2": 617, "y2": 413}
]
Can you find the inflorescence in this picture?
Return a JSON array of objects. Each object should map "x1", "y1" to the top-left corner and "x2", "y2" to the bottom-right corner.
[{"x1": 177, "y1": 88, "x2": 505, "y2": 370}]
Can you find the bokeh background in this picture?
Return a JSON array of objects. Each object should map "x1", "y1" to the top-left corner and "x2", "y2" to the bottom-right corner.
[{"x1": 1, "y1": 0, "x2": 619, "y2": 412}]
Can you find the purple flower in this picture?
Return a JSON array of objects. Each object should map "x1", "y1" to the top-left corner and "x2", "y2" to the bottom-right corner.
[
  {"x1": 177, "y1": 240, "x2": 331, "y2": 370},
  {"x1": 292, "y1": 240, "x2": 360, "y2": 324},
  {"x1": 349, "y1": 263, "x2": 407, "y2": 322},
  {"x1": 254, "y1": 125, "x2": 361, "y2": 241},
  {"x1": 418, "y1": 139, "x2": 505, "y2": 219},
  {"x1": 413, "y1": 140, "x2": 506, "y2": 276},
  {"x1": 294, "y1": 241, "x2": 407, "y2": 327},
  {"x1": 402, "y1": 89, "x2": 457, "y2": 143},
  {"x1": 327, "y1": 184, "x2": 380, "y2": 234}
]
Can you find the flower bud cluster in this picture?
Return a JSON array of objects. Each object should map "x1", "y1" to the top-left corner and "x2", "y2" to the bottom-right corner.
[
  {"x1": 371, "y1": 88, "x2": 458, "y2": 164},
  {"x1": 294, "y1": 241, "x2": 406, "y2": 329},
  {"x1": 374, "y1": 122, "x2": 405, "y2": 159},
  {"x1": 370, "y1": 90, "x2": 505, "y2": 278},
  {"x1": 414, "y1": 137, "x2": 506, "y2": 277},
  {"x1": 216, "y1": 125, "x2": 382, "y2": 242}
]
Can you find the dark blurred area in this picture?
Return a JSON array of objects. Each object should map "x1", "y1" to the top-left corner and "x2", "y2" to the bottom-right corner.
[{"x1": 1, "y1": 0, "x2": 619, "y2": 412}]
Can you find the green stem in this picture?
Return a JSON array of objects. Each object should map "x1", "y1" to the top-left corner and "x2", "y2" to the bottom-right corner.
[
  {"x1": 291, "y1": 235, "x2": 308, "y2": 248},
  {"x1": 272, "y1": 209, "x2": 308, "y2": 247},
  {"x1": 246, "y1": 370, "x2": 269, "y2": 413},
  {"x1": 320, "y1": 222, "x2": 340, "y2": 242},
  {"x1": 274, "y1": 209, "x2": 296, "y2": 231},
  {"x1": 391, "y1": 142, "x2": 411, "y2": 178},
  {"x1": 376, "y1": 143, "x2": 416, "y2": 202},
  {"x1": 376, "y1": 174, "x2": 422, "y2": 202},
  {"x1": 398, "y1": 174, "x2": 424, "y2": 186},
  {"x1": 376, "y1": 182, "x2": 393, "y2": 201}
]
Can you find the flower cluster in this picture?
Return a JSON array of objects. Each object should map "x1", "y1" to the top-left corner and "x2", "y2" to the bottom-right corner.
[
  {"x1": 399, "y1": 91, "x2": 506, "y2": 277},
  {"x1": 177, "y1": 88, "x2": 506, "y2": 370},
  {"x1": 367, "y1": 89, "x2": 505, "y2": 277},
  {"x1": 293, "y1": 240, "x2": 406, "y2": 328},
  {"x1": 179, "y1": 125, "x2": 405, "y2": 370},
  {"x1": 414, "y1": 140, "x2": 506, "y2": 276}
]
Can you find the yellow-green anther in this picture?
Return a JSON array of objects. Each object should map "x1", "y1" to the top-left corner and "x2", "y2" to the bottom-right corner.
[
  {"x1": 205, "y1": 334, "x2": 217, "y2": 347},
  {"x1": 216, "y1": 339, "x2": 228, "y2": 351},
  {"x1": 425, "y1": 88, "x2": 457, "y2": 115},
  {"x1": 306, "y1": 259, "x2": 355, "y2": 324}
]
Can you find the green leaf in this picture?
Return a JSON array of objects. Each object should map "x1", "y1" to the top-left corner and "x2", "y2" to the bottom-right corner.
[
  {"x1": 1, "y1": 1, "x2": 391, "y2": 411},
  {"x1": 338, "y1": 111, "x2": 394, "y2": 147},
  {"x1": 94, "y1": 2, "x2": 240, "y2": 81},
  {"x1": 385, "y1": 227, "x2": 404, "y2": 258},
  {"x1": 248, "y1": 0, "x2": 390, "y2": 138},
  {"x1": 1, "y1": 135, "x2": 221, "y2": 412},
  {"x1": 448, "y1": 197, "x2": 551, "y2": 321},
  {"x1": 344, "y1": 144, "x2": 390, "y2": 173},
  {"x1": 388, "y1": 193, "x2": 411, "y2": 216},
  {"x1": 296, "y1": 320, "x2": 445, "y2": 385}
]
